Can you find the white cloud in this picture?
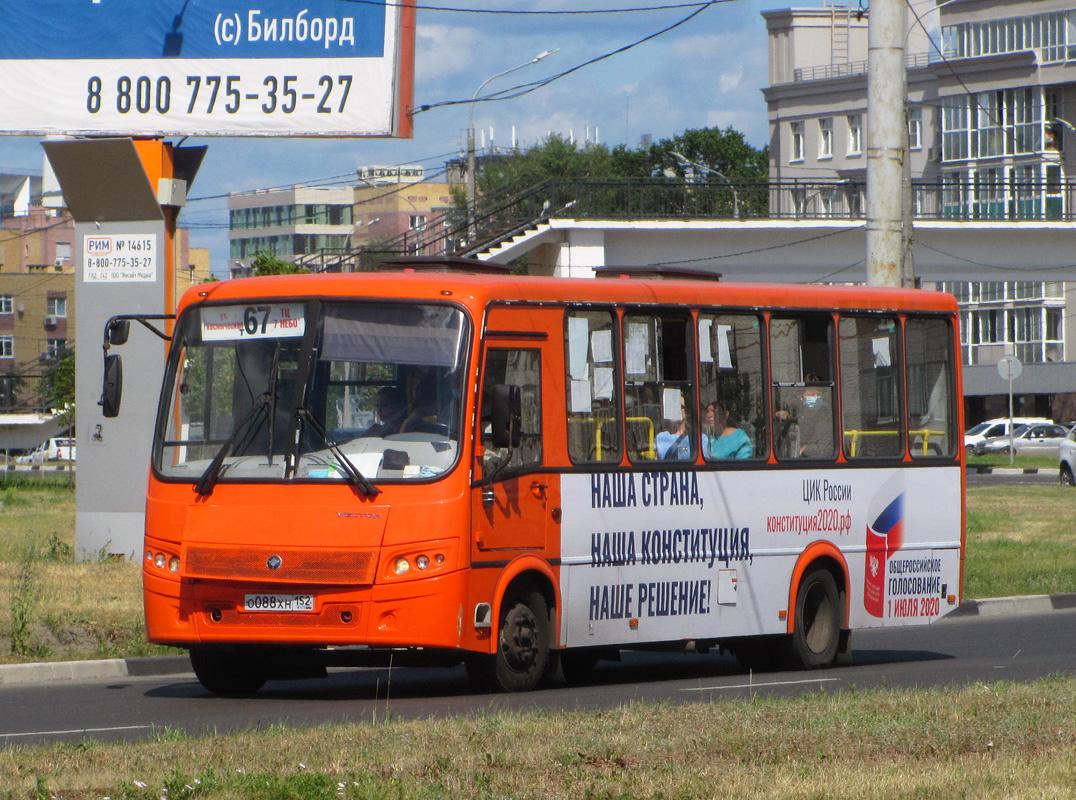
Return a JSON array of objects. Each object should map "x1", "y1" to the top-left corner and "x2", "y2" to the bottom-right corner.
[
  {"x1": 416, "y1": 25, "x2": 476, "y2": 80},
  {"x1": 719, "y1": 67, "x2": 744, "y2": 94}
]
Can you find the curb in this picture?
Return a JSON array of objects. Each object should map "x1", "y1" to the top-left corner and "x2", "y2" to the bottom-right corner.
[
  {"x1": 950, "y1": 592, "x2": 1076, "y2": 618},
  {"x1": 4, "y1": 594, "x2": 1076, "y2": 686},
  {"x1": 0, "y1": 655, "x2": 190, "y2": 687},
  {"x1": 966, "y1": 466, "x2": 1048, "y2": 475}
]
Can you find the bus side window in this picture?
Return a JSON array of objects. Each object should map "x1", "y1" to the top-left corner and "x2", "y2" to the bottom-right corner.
[
  {"x1": 699, "y1": 313, "x2": 765, "y2": 461},
  {"x1": 839, "y1": 316, "x2": 903, "y2": 459},
  {"x1": 906, "y1": 317, "x2": 955, "y2": 458},
  {"x1": 770, "y1": 315, "x2": 836, "y2": 460},
  {"x1": 565, "y1": 309, "x2": 621, "y2": 463},
  {"x1": 480, "y1": 348, "x2": 543, "y2": 480},
  {"x1": 623, "y1": 313, "x2": 696, "y2": 463}
]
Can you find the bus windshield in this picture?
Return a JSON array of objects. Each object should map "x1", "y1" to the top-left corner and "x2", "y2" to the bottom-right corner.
[{"x1": 155, "y1": 301, "x2": 468, "y2": 486}]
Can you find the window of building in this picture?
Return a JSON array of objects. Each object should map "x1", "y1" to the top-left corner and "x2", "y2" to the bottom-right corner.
[
  {"x1": 409, "y1": 215, "x2": 427, "y2": 231},
  {"x1": 790, "y1": 121, "x2": 805, "y2": 162},
  {"x1": 47, "y1": 297, "x2": 67, "y2": 317},
  {"x1": 907, "y1": 108, "x2": 921, "y2": 150},
  {"x1": 942, "y1": 96, "x2": 971, "y2": 161},
  {"x1": 818, "y1": 117, "x2": 833, "y2": 159},
  {"x1": 847, "y1": 114, "x2": 863, "y2": 155},
  {"x1": 0, "y1": 336, "x2": 13, "y2": 359},
  {"x1": 0, "y1": 295, "x2": 11, "y2": 315},
  {"x1": 45, "y1": 339, "x2": 66, "y2": 360}
]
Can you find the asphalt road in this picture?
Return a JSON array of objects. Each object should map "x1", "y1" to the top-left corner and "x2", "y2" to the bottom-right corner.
[{"x1": 2, "y1": 607, "x2": 1075, "y2": 748}]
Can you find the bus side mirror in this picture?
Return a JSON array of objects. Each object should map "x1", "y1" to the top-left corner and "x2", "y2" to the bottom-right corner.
[
  {"x1": 101, "y1": 354, "x2": 123, "y2": 418},
  {"x1": 491, "y1": 384, "x2": 522, "y2": 449},
  {"x1": 107, "y1": 319, "x2": 131, "y2": 346}
]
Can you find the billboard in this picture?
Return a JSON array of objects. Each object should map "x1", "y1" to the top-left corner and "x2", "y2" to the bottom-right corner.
[{"x1": 0, "y1": 0, "x2": 415, "y2": 137}]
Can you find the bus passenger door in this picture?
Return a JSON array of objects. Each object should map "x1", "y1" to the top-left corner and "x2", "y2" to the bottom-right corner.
[{"x1": 472, "y1": 341, "x2": 555, "y2": 553}]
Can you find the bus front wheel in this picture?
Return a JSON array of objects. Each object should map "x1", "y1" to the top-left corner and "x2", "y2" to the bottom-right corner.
[
  {"x1": 790, "y1": 568, "x2": 841, "y2": 669},
  {"x1": 189, "y1": 646, "x2": 268, "y2": 696},
  {"x1": 468, "y1": 586, "x2": 550, "y2": 692}
]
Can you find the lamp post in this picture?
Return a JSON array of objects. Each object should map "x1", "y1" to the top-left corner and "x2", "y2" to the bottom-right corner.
[
  {"x1": 467, "y1": 49, "x2": 557, "y2": 235},
  {"x1": 671, "y1": 151, "x2": 740, "y2": 219}
]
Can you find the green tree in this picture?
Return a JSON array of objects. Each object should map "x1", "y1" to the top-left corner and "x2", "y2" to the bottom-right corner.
[
  {"x1": 249, "y1": 250, "x2": 309, "y2": 276},
  {"x1": 477, "y1": 127, "x2": 768, "y2": 195}
]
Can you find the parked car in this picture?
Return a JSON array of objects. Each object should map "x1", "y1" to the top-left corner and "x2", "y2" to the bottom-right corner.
[
  {"x1": 16, "y1": 437, "x2": 76, "y2": 464},
  {"x1": 1060, "y1": 428, "x2": 1076, "y2": 486},
  {"x1": 964, "y1": 417, "x2": 1053, "y2": 452},
  {"x1": 973, "y1": 423, "x2": 1070, "y2": 456}
]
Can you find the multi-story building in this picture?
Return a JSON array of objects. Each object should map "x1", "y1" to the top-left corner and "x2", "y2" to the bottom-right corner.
[
  {"x1": 354, "y1": 165, "x2": 454, "y2": 255},
  {"x1": 228, "y1": 185, "x2": 356, "y2": 274},
  {"x1": 1, "y1": 171, "x2": 208, "y2": 412},
  {"x1": 762, "y1": 0, "x2": 1076, "y2": 422},
  {"x1": 227, "y1": 167, "x2": 454, "y2": 274}
]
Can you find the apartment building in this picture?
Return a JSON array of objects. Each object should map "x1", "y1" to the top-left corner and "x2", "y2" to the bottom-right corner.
[
  {"x1": 762, "y1": 0, "x2": 1076, "y2": 422},
  {"x1": 227, "y1": 167, "x2": 454, "y2": 275},
  {"x1": 2, "y1": 172, "x2": 208, "y2": 411}
]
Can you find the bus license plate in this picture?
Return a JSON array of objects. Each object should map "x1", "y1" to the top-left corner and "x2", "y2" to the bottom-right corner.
[{"x1": 243, "y1": 593, "x2": 314, "y2": 612}]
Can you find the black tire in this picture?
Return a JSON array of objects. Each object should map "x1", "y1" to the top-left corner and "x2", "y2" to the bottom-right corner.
[
  {"x1": 789, "y1": 568, "x2": 841, "y2": 670},
  {"x1": 1061, "y1": 465, "x2": 1075, "y2": 487},
  {"x1": 189, "y1": 647, "x2": 268, "y2": 696},
  {"x1": 468, "y1": 586, "x2": 551, "y2": 692}
]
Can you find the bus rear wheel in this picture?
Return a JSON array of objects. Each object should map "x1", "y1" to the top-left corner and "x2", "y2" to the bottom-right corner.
[
  {"x1": 468, "y1": 586, "x2": 550, "y2": 692},
  {"x1": 189, "y1": 646, "x2": 268, "y2": 696},
  {"x1": 790, "y1": 568, "x2": 841, "y2": 669}
]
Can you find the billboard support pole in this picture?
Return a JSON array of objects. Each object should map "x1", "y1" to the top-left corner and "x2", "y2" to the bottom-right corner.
[{"x1": 43, "y1": 137, "x2": 205, "y2": 559}]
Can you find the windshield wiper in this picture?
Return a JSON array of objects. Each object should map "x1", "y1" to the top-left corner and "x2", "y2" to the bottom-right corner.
[
  {"x1": 195, "y1": 392, "x2": 272, "y2": 496},
  {"x1": 294, "y1": 408, "x2": 381, "y2": 498}
]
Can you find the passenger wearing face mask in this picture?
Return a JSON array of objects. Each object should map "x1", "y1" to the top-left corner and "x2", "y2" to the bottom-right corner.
[{"x1": 775, "y1": 373, "x2": 835, "y2": 459}]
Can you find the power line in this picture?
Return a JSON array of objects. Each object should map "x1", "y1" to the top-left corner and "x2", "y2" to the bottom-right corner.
[
  {"x1": 413, "y1": 0, "x2": 726, "y2": 115},
  {"x1": 332, "y1": 0, "x2": 732, "y2": 15}
]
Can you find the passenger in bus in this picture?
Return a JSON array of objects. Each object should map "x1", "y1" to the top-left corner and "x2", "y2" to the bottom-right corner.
[
  {"x1": 362, "y1": 386, "x2": 408, "y2": 437},
  {"x1": 775, "y1": 374, "x2": 834, "y2": 458},
  {"x1": 706, "y1": 402, "x2": 753, "y2": 459},
  {"x1": 401, "y1": 364, "x2": 457, "y2": 434},
  {"x1": 654, "y1": 394, "x2": 697, "y2": 460}
]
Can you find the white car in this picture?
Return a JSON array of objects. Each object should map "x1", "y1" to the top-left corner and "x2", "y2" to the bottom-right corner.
[
  {"x1": 1060, "y1": 428, "x2": 1076, "y2": 486},
  {"x1": 973, "y1": 423, "x2": 1070, "y2": 456},
  {"x1": 17, "y1": 437, "x2": 76, "y2": 464},
  {"x1": 964, "y1": 417, "x2": 1053, "y2": 453}
]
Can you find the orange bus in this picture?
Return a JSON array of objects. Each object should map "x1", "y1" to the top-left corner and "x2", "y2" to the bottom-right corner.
[{"x1": 104, "y1": 258, "x2": 964, "y2": 694}]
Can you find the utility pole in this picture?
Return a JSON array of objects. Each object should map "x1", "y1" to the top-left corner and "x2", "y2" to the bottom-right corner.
[{"x1": 865, "y1": 0, "x2": 907, "y2": 288}]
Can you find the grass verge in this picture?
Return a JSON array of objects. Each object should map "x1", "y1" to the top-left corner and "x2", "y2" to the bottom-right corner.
[
  {"x1": 2, "y1": 479, "x2": 1076, "y2": 665},
  {"x1": 4, "y1": 676, "x2": 1076, "y2": 799}
]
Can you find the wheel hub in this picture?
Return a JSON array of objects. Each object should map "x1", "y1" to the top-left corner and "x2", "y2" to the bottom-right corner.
[{"x1": 500, "y1": 604, "x2": 539, "y2": 671}]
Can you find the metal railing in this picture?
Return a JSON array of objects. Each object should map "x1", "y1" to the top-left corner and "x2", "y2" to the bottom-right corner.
[{"x1": 296, "y1": 177, "x2": 1076, "y2": 271}]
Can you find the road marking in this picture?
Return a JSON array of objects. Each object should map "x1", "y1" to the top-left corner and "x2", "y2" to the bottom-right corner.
[
  {"x1": 681, "y1": 677, "x2": 841, "y2": 692},
  {"x1": 1, "y1": 724, "x2": 153, "y2": 739}
]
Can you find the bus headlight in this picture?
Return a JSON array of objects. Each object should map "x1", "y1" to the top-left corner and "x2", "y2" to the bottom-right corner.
[
  {"x1": 416, "y1": 555, "x2": 429, "y2": 570},
  {"x1": 168, "y1": 556, "x2": 181, "y2": 573},
  {"x1": 154, "y1": 552, "x2": 167, "y2": 569},
  {"x1": 394, "y1": 557, "x2": 410, "y2": 575}
]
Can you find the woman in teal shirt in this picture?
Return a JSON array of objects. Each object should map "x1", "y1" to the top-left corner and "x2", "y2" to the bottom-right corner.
[{"x1": 706, "y1": 402, "x2": 753, "y2": 459}]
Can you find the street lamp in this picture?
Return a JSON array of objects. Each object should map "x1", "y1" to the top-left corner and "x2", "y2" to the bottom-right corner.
[
  {"x1": 671, "y1": 151, "x2": 740, "y2": 220},
  {"x1": 467, "y1": 49, "x2": 558, "y2": 233}
]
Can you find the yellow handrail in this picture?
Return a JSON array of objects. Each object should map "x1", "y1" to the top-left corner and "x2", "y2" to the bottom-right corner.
[{"x1": 843, "y1": 428, "x2": 947, "y2": 457}]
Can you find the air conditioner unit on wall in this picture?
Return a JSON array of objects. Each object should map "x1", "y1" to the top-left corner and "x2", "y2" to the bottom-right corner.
[{"x1": 44, "y1": 316, "x2": 57, "y2": 327}]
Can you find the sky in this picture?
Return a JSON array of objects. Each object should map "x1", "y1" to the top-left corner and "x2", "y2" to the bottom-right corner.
[{"x1": 0, "y1": 0, "x2": 782, "y2": 275}]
